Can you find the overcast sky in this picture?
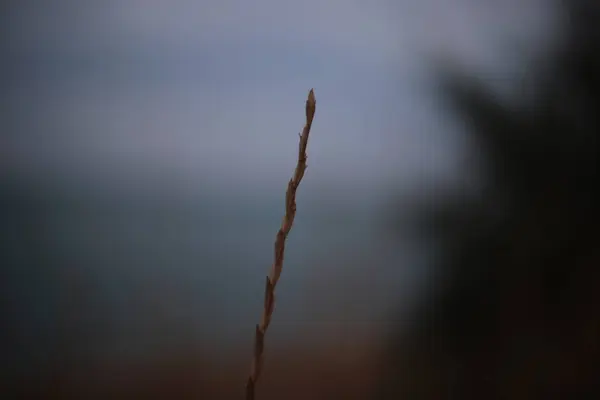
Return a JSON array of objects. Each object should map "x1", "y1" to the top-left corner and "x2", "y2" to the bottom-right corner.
[{"x1": 2, "y1": 0, "x2": 557, "y2": 201}]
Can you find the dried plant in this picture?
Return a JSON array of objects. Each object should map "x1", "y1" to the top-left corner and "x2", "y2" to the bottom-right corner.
[{"x1": 245, "y1": 89, "x2": 317, "y2": 400}]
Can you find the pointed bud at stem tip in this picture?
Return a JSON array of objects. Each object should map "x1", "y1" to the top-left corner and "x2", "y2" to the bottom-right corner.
[{"x1": 306, "y1": 89, "x2": 316, "y2": 122}]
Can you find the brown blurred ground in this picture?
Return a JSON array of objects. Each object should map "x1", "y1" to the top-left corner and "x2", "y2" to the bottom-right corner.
[{"x1": 10, "y1": 331, "x2": 385, "y2": 399}]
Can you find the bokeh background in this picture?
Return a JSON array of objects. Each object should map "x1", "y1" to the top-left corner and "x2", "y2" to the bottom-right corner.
[{"x1": 1, "y1": 1, "x2": 567, "y2": 398}]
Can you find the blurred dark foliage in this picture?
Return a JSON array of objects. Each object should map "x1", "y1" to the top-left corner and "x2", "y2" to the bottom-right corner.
[{"x1": 378, "y1": 0, "x2": 600, "y2": 398}]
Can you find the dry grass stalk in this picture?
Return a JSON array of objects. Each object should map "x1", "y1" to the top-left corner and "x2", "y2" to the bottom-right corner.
[{"x1": 245, "y1": 89, "x2": 317, "y2": 400}]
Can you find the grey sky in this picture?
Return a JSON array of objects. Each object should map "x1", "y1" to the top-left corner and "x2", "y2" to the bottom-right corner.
[{"x1": 3, "y1": 0, "x2": 556, "y2": 199}]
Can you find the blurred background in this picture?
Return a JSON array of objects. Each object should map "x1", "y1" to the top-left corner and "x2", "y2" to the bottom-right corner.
[{"x1": 3, "y1": 0, "x2": 595, "y2": 399}]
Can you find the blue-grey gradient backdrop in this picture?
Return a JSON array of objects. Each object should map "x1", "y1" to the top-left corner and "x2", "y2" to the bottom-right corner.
[{"x1": 1, "y1": 0, "x2": 557, "y2": 394}]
